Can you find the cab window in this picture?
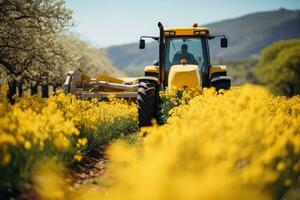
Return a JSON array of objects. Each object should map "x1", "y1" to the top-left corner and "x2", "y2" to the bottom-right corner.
[{"x1": 164, "y1": 37, "x2": 209, "y2": 84}]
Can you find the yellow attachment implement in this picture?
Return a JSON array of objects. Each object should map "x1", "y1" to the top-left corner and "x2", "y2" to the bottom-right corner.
[
  {"x1": 64, "y1": 71, "x2": 139, "y2": 98},
  {"x1": 95, "y1": 75, "x2": 124, "y2": 84}
]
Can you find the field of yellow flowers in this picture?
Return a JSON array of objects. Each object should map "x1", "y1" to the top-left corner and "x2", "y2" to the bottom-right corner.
[
  {"x1": 1, "y1": 84, "x2": 300, "y2": 200},
  {"x1": 33, "y1": 85, "x2": 300, "y2": 200},
  {"x1": 0, "y1": 86, "x2": 137, "y2": 193}
]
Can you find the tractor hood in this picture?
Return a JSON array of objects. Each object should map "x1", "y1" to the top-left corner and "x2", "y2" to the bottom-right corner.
[{"x1": 168, "y1": 64, "x2": 201, "y2": 91}]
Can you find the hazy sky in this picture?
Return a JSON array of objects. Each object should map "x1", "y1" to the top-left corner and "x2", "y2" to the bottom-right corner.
[{"x1": 65, "y1": 0, "x2": 300, "y2": 47}]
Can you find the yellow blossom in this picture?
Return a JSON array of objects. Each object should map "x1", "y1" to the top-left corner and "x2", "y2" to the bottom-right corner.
[
  {"x1": 74, "y1": 154, "x2": 82, "y2": 162},
  {"x1": 24, "y1": 140, "x2": 32, "y2": 150}
]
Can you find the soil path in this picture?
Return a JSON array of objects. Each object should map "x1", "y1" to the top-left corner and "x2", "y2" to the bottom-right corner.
[{"x1": 12, "y1": 148, "x2": 110, "y2": 200}]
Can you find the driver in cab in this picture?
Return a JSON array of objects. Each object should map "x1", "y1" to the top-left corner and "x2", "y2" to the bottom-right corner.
[{"x1": 172, "y1": 44, "x2": 198, "y2": 65}]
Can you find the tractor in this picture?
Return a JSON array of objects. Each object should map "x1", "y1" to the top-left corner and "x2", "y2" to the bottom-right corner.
[{"x1": 64, "y1": 22, "x2": 231, "y2": 127}]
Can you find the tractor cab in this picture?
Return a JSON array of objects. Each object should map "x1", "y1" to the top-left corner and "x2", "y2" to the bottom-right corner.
[{"x1": 164, "y1": 26, "x2": 211, "y2": 88}]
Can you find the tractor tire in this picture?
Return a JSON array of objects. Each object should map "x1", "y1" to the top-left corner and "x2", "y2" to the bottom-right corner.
[
  {"x1": 214, "y1": 79, "x2": 231, "y2": 91},
  {"x1": 137, "y1": 81, "x2": 162, "y2": 128},
  {"x1": 211, "y1": 76, "x2": 231, "y2": 91}
]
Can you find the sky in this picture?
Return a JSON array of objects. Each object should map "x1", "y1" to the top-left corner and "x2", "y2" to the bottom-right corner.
[{"x1": 65, "y1": 0, "x2": 300, "y2": 47}]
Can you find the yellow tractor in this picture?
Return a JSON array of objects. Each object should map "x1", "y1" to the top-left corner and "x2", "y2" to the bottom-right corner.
[{"x1": 64, "y1": 22, "x2": 231, "y2": 127}]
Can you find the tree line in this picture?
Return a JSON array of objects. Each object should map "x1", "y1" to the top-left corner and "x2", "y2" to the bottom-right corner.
[
  {"x1": 254, "y1": 39, "x2": 300, "y2": 97},
  {"x1": 0, "y1": 0, "x2": 121, "y2": 102}
]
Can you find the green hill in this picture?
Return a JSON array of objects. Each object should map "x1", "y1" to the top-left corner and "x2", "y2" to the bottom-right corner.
[
  {"x1": 105, "y1": 42, "x2": 158, "y2": 76},
  {"x1": 208, "y1": 8, "x2": 300, "y2": 60},
  {"x1": 106, "y1": 9, "x2": 300, "y2": 76}
]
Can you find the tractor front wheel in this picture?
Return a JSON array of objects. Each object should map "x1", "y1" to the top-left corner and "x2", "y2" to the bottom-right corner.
[{"x1": 137, "y1": 80, "x2": 162, "y2": 128}]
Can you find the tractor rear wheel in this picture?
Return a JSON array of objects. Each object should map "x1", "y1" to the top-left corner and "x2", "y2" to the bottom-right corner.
[{"x1": 137, "y1": 80, "x2": 162, "y2": 128}]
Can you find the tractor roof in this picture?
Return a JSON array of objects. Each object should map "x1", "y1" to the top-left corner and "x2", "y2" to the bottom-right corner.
[{"x1": 164, "y1": 26, "x2": 210, "y2": 37}]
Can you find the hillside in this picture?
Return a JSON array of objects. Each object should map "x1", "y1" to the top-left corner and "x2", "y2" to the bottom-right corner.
[
  {"x1": 106, "y1": 42, "x2": 158, "y2": 76},
  {"x1": 106, "y1": 9, "x2": 300, "y2": 76},
  {"x1": 208, "y1": 8, "x2": 300, "y2": 60}
]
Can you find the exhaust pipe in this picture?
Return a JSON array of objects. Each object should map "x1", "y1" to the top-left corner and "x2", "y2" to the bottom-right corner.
[{"x1": 158, "y1": 22, "x2": 164, "y2": 86}]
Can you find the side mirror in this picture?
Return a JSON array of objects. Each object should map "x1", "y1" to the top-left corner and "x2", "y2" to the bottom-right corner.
[
  {"x1": 221, "y1": 38, "x2": 228, "y2": 48},
  {"x1": 139, "y1": 39, "x2": 145, "y2": 49}
]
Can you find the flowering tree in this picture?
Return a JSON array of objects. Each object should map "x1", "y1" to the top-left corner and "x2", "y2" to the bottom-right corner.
[{"x1": 0, "y1": 0, "x2": 72, "y2": 101}]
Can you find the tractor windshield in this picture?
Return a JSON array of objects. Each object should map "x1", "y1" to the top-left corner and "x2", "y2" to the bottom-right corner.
[{"x1": 164, "y1": 37, "x2": 209, "y2": 84}]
